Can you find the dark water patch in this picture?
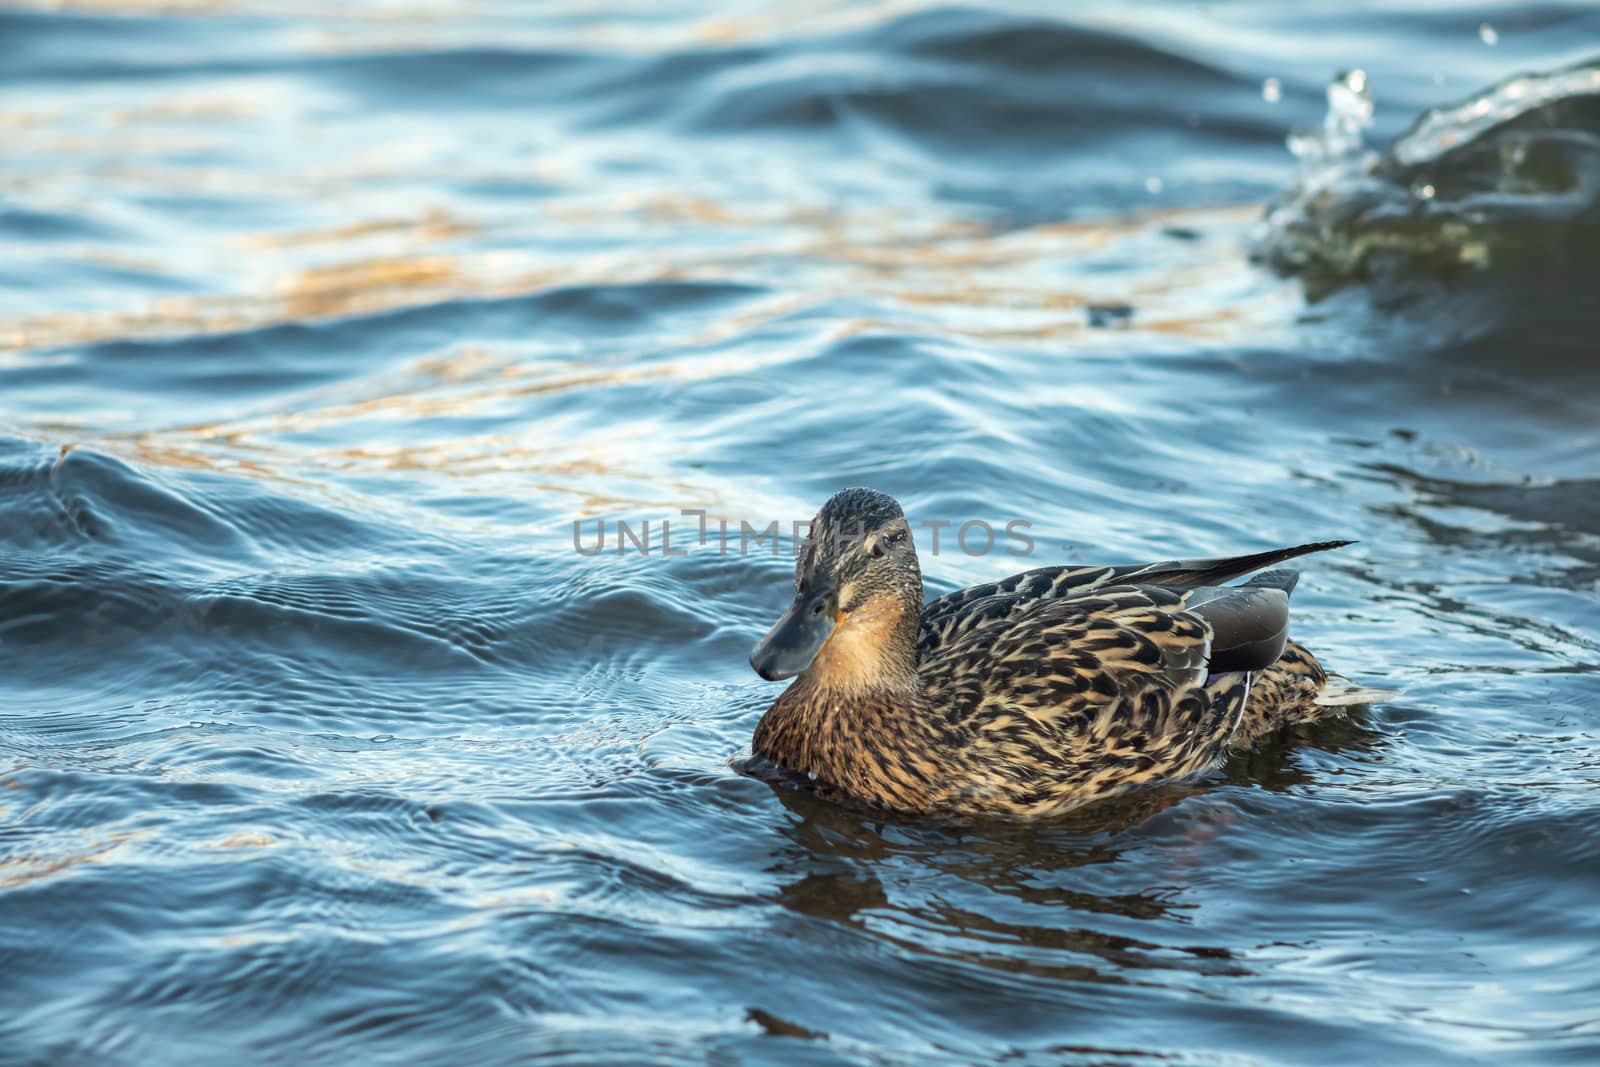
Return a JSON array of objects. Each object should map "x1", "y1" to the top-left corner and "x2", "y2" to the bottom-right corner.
[
  {"x1": 1385, "y1": 468, "x2": 1600, "y2": 536},
  {"x1": 0, "y1": 203, "x2": 120, "y2": 242},
  {"x1": 520, "y1": 280, "x2": 768, "y2": 336},
  {"x1": 38, "y1": 446, "x2": 247, "y2": 552},
  {"x1": 0, "y1": 440, "x2": 438, "y2": 570},
  {"x1": 316, "y1": 47, "x2": 603, "y2": 113},
  {"x1": 22, "y1": 281, "x2": 769, "y2": 405},
  {"x1": 576, "y1": 43, "x2": 770, "y2": 129},
  {"x1": 0, "y1": 559, "x2": 196, "y2": 682},
  {"x1": 0, "y1": 10, "x2": 236, "y2": 82},
  {"x1": 673, "y1": 8, "x2": 1280, "y2": 164},
  {"x1": 880, "y1": 7, "x2": 1228, "y2": 82}
]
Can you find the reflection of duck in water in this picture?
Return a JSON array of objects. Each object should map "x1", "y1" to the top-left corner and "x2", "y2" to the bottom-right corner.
[{"x1": 750, "y1": 488, "x2": 1375, "y2": 819}]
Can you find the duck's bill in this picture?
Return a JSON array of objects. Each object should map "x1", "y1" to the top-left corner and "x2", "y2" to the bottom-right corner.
[{"x1": 749, "y1": 597, "x2": 835, "y2": 681}]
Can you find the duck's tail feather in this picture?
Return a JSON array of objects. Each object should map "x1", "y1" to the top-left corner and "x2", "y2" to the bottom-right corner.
[
  {"x1": 1239, "y1": 568, "x2": 1302, "y2": 593},
  {"x1": 1116, "y1": 540, "x2": 1355, "y2": 589}
]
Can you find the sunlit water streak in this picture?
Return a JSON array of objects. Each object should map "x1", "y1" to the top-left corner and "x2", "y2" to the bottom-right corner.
[{"x1": 3, "y1": 3, "x2": 1599, "y2": 1065}]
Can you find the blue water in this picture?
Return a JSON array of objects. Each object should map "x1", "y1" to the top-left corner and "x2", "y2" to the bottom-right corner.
[{"x1": 3, "y1": 3, "x2": 1599, "y2": 1064}]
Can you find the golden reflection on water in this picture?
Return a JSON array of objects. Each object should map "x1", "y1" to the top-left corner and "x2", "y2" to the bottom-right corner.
[
  {"x1": 1, "y1": 7, "x2": 1294, "y2": 519},
  {"x1": 0, "y1": 830, "x2": 137, "y2": 892},
  {"x1": 1, "y1": 190, "x2": 1289, "y2": 522},
  {"x1": 1, "y1": 197, "x2": 1272, "y2": 354}
]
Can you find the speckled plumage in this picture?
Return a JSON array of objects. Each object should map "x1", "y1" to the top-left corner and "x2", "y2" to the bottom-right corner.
[{"x1": 750, "y1": 488, "x2": 1358, "y2": 819}]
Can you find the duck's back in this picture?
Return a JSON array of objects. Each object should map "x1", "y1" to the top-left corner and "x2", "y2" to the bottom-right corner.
[
  {"x1": 915, "y1": 584, "x2": 1257, "y2": 815},
  {"x1": 908, "y1": 552, "x2": 1352, "y2": 814},
  {"x1": 917, "y1": 539, "x2": 1352, "y2": 659}
]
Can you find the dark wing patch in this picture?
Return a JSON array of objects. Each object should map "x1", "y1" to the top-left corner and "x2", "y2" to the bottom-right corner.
[{"x1": 1182, "y1": 582, "x2": 1291, "y2": 673}]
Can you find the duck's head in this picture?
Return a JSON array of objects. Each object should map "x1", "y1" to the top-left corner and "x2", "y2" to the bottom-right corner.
[{"x1": 750, "y1": 487, "x2": 923, "y2": 686}]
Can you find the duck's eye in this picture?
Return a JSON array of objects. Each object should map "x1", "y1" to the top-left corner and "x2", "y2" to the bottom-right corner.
[{"x1": 869, "y1": 528, "x2": 906, "y2": 558}]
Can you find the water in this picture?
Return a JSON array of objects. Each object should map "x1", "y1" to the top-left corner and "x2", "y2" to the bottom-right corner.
[
  {"x1": 1260, "y1": 57, "x2": 1600, "y2": 331},
  {"x1": 3, "y1": 3, "x2": 1599, "y2": 1064}
]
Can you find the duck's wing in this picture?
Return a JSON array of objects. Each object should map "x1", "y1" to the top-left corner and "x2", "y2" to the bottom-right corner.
[
  {"x1": 922, "y1": 586, "x2": 1255, "y2": 812},
  {"x1": 919, "y1": 540, "x2": 1349, "y2": 656}
]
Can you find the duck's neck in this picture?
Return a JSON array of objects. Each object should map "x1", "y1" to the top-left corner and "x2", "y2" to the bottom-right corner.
[
  {"x1": 807, "y1": 592, "x2": 921, "y2": 698},
  {"x1": 753, "y1": 594, "x2": 934, "y2": 807}
]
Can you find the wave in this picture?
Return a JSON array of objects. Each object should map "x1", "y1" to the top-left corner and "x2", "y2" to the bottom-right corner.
[{"x1": 1256, "y1": 62, "x2": 1600, "y2": 360}]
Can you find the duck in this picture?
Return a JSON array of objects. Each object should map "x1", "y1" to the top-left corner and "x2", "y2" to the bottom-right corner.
[{"x1": 749, "y1": 487, "x2": 1371, "y2": 819}]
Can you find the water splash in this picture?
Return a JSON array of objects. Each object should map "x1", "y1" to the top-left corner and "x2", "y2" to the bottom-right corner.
[
  {"x1": 1255, "y1": 61, "x2": 1600, "y2": 296},
  {"x1": 1393, "y1": 65, "x2": 1600, "y2": 168},
  {"x1": 1286, "y1": 69, "x2": 1376, "y2": 180}
]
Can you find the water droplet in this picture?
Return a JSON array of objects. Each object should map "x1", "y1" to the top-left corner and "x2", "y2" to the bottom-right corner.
[
  {"x1": 1144, "y1": 176, "x2": 1164, "y2": 195},
  {"x1": 1479, "y1": 23, "x2": 1498, "y2": 46},
  {"x1": 1286, "y1": 69, "x2": 1376, "y2": 174},
  {"x1": 1262, "y1": 78, "x2": 1282, "y2": 103}
]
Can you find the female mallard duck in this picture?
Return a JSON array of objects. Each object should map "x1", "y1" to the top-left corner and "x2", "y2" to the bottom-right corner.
[{"x1": 750, "y1": 487, "x2": 1367, "y2": 819}]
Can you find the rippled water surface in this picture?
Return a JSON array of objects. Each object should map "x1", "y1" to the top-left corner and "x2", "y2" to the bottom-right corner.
[{"x1": 4, "y1": 3, "x2": 1600, "y2": 1064}]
